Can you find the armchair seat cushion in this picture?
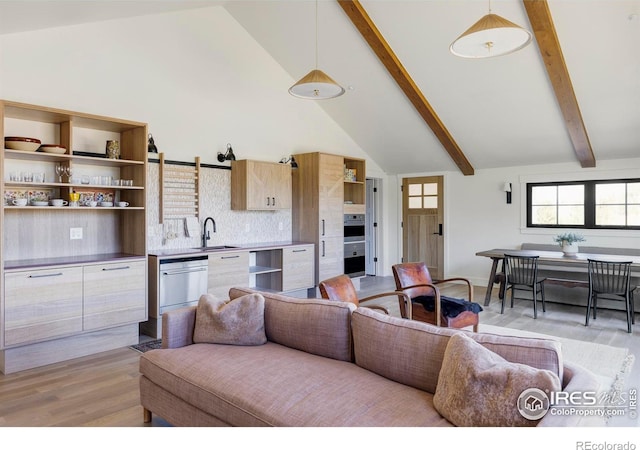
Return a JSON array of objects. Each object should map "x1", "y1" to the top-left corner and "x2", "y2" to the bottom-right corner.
[{"x1": 413, "y1": 295, "x2": 483, "y2": 318}]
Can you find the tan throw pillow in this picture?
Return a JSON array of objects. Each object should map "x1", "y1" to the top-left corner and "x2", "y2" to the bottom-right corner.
[
  {"x1": 193, "y1": 293, "x2": 267, "y2": 346},
  {"x1": 433, "y1": 333, "x2": 561, "y2": 427}
]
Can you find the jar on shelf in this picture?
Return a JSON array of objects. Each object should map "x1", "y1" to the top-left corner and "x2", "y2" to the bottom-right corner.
[{"x1": 106, "y1": 140, "x2": 120, "y2": 159}]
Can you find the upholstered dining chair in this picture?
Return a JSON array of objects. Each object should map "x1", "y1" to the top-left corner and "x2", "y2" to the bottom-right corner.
[
  {"x1": 391, "y1": 262, "x2": 481, "y2": 332},
  {"x1": 319, "y1": 274, "x2": 411, "y2": 317},
  {"x1": 586, "y1": 259, "x2": 636, "y2": 333},
  {"x1": 503, "y1": 254, "x2": 546, "y2": 319}
]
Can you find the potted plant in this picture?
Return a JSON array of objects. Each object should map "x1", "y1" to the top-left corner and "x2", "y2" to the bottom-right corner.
[{"x1": 554, "y1": 232, "x2": 585, "y2": 256}]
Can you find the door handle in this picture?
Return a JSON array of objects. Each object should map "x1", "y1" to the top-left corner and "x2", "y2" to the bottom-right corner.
[{"x1": 432, "y1": 224, "x2": 443, "y2": 236}]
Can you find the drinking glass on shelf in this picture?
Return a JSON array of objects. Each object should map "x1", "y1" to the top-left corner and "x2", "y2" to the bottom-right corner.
[
  {"x1": 64, "y1": 166, "x2": 73, "y2": 182},
  {"x1": 55, "y1": 164, "x2": 65, "y2": 183}
]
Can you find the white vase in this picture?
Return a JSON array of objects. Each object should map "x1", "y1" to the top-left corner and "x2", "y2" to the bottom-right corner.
[{"x1": 562, "y1": 242, "x2": 578, "y2": 256}]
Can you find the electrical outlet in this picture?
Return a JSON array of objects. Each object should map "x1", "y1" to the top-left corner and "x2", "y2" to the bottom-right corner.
[{"x1": 70, "y1": 227, "x2": 83, "y2": 240}]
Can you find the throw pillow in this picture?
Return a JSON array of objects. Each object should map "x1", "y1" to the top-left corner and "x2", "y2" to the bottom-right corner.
[
  {"x1": 433, "y1": 333, "x2": 561, "y2": 427},
  {"x1": 193, "y1": 293, "x2": 267, "y2": 346}
]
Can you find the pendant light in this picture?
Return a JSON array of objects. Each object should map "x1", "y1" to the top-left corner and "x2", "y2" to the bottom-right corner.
[
  {"x1": 289, "y1": 0, "x2": 345, "y2": 99},
  {"x1": 450, "y1": 1, "x2": 532, "y2": 59}
]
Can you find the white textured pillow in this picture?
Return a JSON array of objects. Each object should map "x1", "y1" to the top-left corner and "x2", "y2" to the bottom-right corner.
[
  {"x1": 433, "y1": 333, "x2": 561, "y2": 427},
  {"x1": 193, "y1": 293, "x2": 266, "y2": 346}
]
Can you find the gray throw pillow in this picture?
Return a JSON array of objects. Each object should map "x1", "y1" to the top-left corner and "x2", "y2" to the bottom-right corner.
[{"x1": 193, "y1": 293, "x2": 267, "y2": 346}]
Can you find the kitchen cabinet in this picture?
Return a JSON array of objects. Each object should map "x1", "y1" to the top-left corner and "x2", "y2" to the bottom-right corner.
[
  {"x1": 208, "y1": 251, "x2": 250, "y2": 299},
  {"x1": 0, "y1": 100, "x2": 148, "y2": 373},
  {"x1": 282, "y1": 245, "x2": 315, "y2": 292},
  {"x1": 231, "y1": 159, "x2": 291, "y2": 210},
  {"x1": 83, "y1": 260, "x2": 146, "y2": 330},
  {"x1": 343, "y1": 157, "x2": 366, "y2": 215},
  {"x1": 292, "y1": 152, "x2": 345, "y2": 285},
  {"x1": 4, "y1": 266, "x2": 83, "y2": 346}
]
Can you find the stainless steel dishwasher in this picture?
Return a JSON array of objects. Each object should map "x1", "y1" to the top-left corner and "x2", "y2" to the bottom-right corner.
[{"x1": 159, "y1": 256, "x2": 209, "y2": 313}]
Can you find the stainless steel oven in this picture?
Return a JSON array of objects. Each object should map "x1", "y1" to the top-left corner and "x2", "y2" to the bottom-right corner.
[
  {"x1": 159, "y1": 256, "x2": 209, "y2": 313},
  {"x1": 344, "y1": 214, "x2": 366, "y2": 277}
]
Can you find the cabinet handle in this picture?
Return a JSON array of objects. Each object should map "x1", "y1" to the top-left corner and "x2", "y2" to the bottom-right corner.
[
  {"x1": 266, "y1": 197, "x2": 270, "y2": 206},
  {"x1": 322, "y1": 219, "x2": 325, "y2": 236},
  {"x1": 221, "y1": 255, "x2": 240, "y2": 259},
  {"x1": 272, "y1": 197, "x2": 275, "y2": 206},
  {"x1": 322, "y1": 240, "x2": 326, "y2": 257},
  {"x1": 29, "y1": 272, "x2": 63, "y2": 278},
  {"x1": 292, "y1": 249, "x2": 307, "y2": 253},
  {"x1": 102, "y1": 265, "x2": 130, "y2": 271}
]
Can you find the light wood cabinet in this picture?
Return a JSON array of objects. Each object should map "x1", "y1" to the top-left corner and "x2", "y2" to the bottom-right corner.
[
  {"x1": 83, "y1": 260, "x2": 146, "y2": 330},
  {"x1": 231, "y1": 159, "x2": 291, "y2": 210},
  {"x1": 292, "y1": 152, "x2": 345, "y2": 285},
  {"x1": 208, "y1": 251, "x2": 250, "y2": 298},
  {"x1": 282, "y1": 245, "x2": 315, "y2": 292},
  {"x1": 343, "y1": 157, "x2": 366, "y2": 215},
  {"x1": 0, "y1": 100, "x2": 148, "y2": 373},
  {"x1": 4, "y1": 267, "x2": 83, "y2": 346}
]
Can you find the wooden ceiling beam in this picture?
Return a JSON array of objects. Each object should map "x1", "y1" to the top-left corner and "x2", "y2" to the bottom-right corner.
[
  {"x1": 523, "y1": 0, "x2": 596, "y2": 168},
  {"x1": 337, "y1": 0, "x2": 475, "y2": 176}
]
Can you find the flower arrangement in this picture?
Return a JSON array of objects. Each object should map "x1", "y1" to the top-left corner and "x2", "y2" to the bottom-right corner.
[{"x1": 554, "y1": 232, "x2": 586, "y2": 246}]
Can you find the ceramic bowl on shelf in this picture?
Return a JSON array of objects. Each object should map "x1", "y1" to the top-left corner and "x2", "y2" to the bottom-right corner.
[
  {"x1": 100, "y1": 201, "x2": 113, "y2": 207},
  {"x1": 31, "y1": 200, "x2": 49, "y2": 206},
  {"x1": 39, "y1": 144, "x2": 67, "y2": 154},
  {"x1": 5, "y1": 137, "x2": 41, "y2": 152}
]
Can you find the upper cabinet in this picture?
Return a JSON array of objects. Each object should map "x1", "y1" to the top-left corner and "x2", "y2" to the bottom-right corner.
[{"x1": 231, "y1": 159, "x2": 291, "y2": 210}]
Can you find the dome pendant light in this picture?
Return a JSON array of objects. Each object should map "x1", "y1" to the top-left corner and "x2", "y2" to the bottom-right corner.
[
  {"x1": 450, "y1": 1, "x2": 532, "y2": 58},
  {"x1": 289, "y1": 0, "x2": 345, "y2": 99}
]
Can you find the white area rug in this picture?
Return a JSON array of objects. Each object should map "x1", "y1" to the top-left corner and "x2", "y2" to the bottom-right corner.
[{"x1": 480, "y1": 323, "x2": 635, "y2": 425}]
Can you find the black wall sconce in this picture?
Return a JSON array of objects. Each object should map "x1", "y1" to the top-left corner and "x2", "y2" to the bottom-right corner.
[
  {"x1": 279, "y1": 155, "x2": 298, "y2": 169},
  {"x1": 217, "y1": 143, "x2": 236, "y2": 163},
  {"x1": 147, "y1": 134, "x2": 158, "y2": 153},
  {"x1": 503, "y1": 182, "x2": 512, "y2": 204}
]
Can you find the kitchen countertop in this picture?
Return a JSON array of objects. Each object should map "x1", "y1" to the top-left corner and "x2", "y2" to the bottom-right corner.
[
  {"x1": 4, "y1": 253, "x2": 145, "y2": 271},
  {"x1": 148, "y1": 241, "x2": 314, "y2": 259}
]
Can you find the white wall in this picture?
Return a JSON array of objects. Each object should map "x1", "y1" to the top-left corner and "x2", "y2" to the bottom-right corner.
[
  {"x1": 0, "y1": 6, "x2": 388, "y2": 253},
  {"x1": 398, "y1": 157, "x2": 640, "y2": 286}
]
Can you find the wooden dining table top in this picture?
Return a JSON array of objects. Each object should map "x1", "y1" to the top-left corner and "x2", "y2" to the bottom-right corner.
[{"x1": 476, "y1": 248, "x2": 640, "y2": 267}]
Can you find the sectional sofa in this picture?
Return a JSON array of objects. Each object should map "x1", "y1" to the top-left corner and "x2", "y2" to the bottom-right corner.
[{"x1": 139, "y1": 287, "x2": 600, "y2": 427}]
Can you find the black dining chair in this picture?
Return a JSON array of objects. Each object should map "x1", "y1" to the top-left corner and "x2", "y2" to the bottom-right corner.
[
  {"x1": 585, "y1": 259, "x2": 637, "y2": 333},
  {"x1": 502, "y1": 254, "x2": 546, "y2": 319}
]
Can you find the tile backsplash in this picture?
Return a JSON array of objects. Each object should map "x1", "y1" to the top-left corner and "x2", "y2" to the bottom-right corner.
[{"x1": 147, "y1": 162, "x2": 291, "y2": 251}]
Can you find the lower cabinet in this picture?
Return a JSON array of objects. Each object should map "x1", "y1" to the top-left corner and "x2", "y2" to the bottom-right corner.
[
  {"x1": 4, "y1": 267, "x2": 83, "y2": 347},
  {"x1": 282, "y1": 245, "x2": 314, "y2": 292},
  {"x1": 208, "y1": 251, "x2": 250, "y2": 299},
  {"x1": 83, "y1": 261, "x2": 147, "y2": 330},
  {"x1": 3, "y1": 258, "x2": 146, "y2": 347}
]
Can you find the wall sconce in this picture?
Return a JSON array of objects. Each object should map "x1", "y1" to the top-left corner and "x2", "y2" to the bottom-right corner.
[
  {"x1": 279, "y1": 155, "x2": 298, "y2": 169},
  {"x1": 147, "y1": 134, "x2": 158, "y2": 153},
  {"x1": 217, "y1": 143, "x2": 236, "y2": 163},
  {"x1": 503, "y1": 182, "x2": 512, "y2": 204}
]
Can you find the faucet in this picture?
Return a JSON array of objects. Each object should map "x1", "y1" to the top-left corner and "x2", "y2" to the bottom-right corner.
[{"x1": 202, "y1": 217, "x2": 216, "y2": 247}]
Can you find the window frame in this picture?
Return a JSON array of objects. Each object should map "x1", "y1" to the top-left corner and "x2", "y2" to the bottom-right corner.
[{"x1": 526, "y1": 178, "x2": 640, "y2": 230}]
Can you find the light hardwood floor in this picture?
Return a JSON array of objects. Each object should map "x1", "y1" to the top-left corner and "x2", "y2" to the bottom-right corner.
[{"x1": 0, "y1": 275, "x2": 637, "y2": 427}]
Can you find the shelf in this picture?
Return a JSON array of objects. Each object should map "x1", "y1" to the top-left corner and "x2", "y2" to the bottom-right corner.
[
  {"x1": 4, "y1": 181, "x2": 143, "y2": 190},
  {"x1": 4, "y1": 149, "x2": 144, "y2": 167},
  {"x1": 4, "y1": 206, "x2": 144, "y2": 210},
  {"x1": 249, "y1": 265, "x2": 282, "y2": 275}
]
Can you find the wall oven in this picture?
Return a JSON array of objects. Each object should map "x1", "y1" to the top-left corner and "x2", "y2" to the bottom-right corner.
[{"x1": 344, "y1": 214, "x2": 366, "y2": 277}]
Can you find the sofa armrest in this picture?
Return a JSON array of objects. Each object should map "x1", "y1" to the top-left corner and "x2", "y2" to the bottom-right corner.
[
  {"x1": 161, "y1": 306, "x2": 197, "y2": 349},
  {"x1": 537, "y1": 361, "x2": 602, "y2": 427}
]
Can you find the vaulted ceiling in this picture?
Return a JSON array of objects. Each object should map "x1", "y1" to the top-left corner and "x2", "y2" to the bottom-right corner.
[{"x1": 0, "y1": 0, "x2": 638, "y2": 176}]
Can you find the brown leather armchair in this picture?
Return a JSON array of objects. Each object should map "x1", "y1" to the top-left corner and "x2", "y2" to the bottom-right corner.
[
  {"x1": 319, "y1": 274, "x2": 411, "y2": 317},
  {"x1": 392, "y1": 262, "x2": 481, "y2": 332}
]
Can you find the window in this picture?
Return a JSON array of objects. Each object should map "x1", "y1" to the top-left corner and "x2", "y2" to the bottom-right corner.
[
  {"x1": 408, "y1": 182, "x2": 438, "y2": 209},
  {"x1": 527, "y1": 179, "x2": 640, "y2": 230}
]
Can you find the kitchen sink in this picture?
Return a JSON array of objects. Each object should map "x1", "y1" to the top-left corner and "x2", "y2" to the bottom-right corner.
[{"x1": 190, "y1": 245, "x2": 239, "y2": 251}]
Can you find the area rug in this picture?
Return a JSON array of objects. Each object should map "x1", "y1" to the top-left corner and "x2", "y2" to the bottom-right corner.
[
  {"x1": 130, "y1": 339, "x2": 162, "y2": 353},
  {"x1": 480, "y1": 324, "x2": 635, "y2": 424}
]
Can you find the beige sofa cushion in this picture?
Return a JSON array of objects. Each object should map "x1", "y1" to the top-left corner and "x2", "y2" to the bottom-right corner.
[
  {"x1": 193, "y1": 293, "x2": 266, "y2": 346},
  {"x1": 433, "y1": 333, "x2": 562, "y2": 427},
  {"x1": 351, "y1": 307, "x2": 563, "y2": 394},
  {"x1": 229, "y1": 287, "x2": 356, "y2": 362}
]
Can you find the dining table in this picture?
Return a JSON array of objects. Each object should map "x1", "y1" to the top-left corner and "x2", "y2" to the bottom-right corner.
[{"x1": 475, "y1": 248, "x2": 640, "y2": 306}]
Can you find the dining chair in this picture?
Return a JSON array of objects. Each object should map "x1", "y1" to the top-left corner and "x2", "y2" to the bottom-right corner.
[
  {"x1": 502, "y1": 254, "x2": 546, "y2": 319},
  {"x1": 318, "y1": 274, "x2": 411, "y2": 317},
  {"x1": 585, "y1": 259, "x2": 636, "y2": 333},
  {"x1": 391, "y1": 262, "x2": 481, "y2": 332}
]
